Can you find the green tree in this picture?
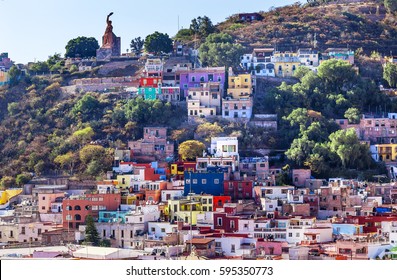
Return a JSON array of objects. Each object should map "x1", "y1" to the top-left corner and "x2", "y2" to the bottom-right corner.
[
  {"x1": 79, "y1": 145, "x2": 113, "y2": 177},
  {"x1": 293, "y1": 66, "x2": 311, "y2": 81},
  {"x1": 15, "y1": 173, "x2": 32, "y2": 187},
  {"x1": 285, "y1": 134, "x2": 316, "y2": 167},
  {"x1": 29, "y1": 61, "x2": 49, "y2": 73},
  {"x1": 46, "y1": 53, "x2": 64, "y2": 72},
  {"x1": 199, "y1": 33, "x2": 244, "y2": 69},
  {"x1": 0, "y1": 176, "x2": 16, "y2": 189},
  {"x1": 65, "y1": 36, "x2": 99, "y2": 58},
  {"x1": 385, "y1": 0, "x2": 397, "y2": 13},
  {"x1": 71, "y1": 94, "x2": 101, "y2": 121},
  {"x1": 54, "y1": 152, "x2": 78, "y2": 175},
  {"x1": 130, "y1": 37, "x2": 145, "y2": 56},
  {"x1": 328, "y1": 128, "x2": 371, "y2": 169},
  {"x1": 344, "y1": 108, "x2": 361, "y2": 124},
  {"x1": 195, "y1": 122, "x2": 224, "y2": 143},
  {"x1": 144, "y1": 32, "x2": 173, "y2": 55},
  {"x1": 383, "y1": 62, "x2": 397, "y2": 88},
  {"x1": 84, "y1": 215, "x2": 100, "y2": 246},
  {"x1": 8, "y1": 65, "x2": 22, "y2": 86},
  {"x1": 72, "y1": 127, "x2": 95, "y2": 145},
  {"x1": 174, "y1": 28, "x2": 193, "y2": 42},
  {"x1": 178, "y1": 140, "x2": 206, "y2": 161},
  {"x1": 190, "y1": 16, "x2": 217, "y2": 38},
  {"x1": 317, "y1": 59, "x2": 357, "y2": 93}
]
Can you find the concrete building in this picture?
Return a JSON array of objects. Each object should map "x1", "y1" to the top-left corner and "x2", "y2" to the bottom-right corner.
[{"x1": 187, "y1": 82, "x2": 222, "y2": 119}]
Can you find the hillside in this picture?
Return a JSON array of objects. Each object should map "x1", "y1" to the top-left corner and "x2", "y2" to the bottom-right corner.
[{"x1": 217, "y1": 1, "x2": 397, "y2": 54}]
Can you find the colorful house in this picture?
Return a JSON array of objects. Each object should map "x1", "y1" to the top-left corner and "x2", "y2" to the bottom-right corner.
[
  {"x1": 128, "y1": 127, "x2": 174, "y2": 161},
  {"x1": 184, "y1": 171, "x2": 224, "y2": 196},
  {"x1": 168, "y1": 194, "x2": 214, "y2": 224},
  {"x1": 0, "y1": 70, "x2": 9, "y2": 86},
  {"x1": 274, "y1": 51, "x2": 300, "y2": 77},
  {"x1": 179, "y1": 67, "x2": 225, "y2": 96},
  {"x1": 227, "y1": 73, "x2": 253, "y2": 99},
  {"x1": 223, "y1": 180, "x2": 253, "y2": 201},
  {"x1": 139, "y1": 77, "x2": 162, "y2": 87},
  {"x1": 62, "y1": 193, "x2": 122, "y2": 229},
  {"x1": 140, "y1": 87, "x2": 159, "y2": 100},
  {"x1": 187, "y1": 82, "x2": 222, "y2": 119},
  {"x1": 370, "y1": 143, "x2": 397, "y2": 162}
]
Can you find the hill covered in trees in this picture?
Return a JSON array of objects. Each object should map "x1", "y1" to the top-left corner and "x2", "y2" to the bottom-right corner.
[{"x1": 216, "y1": 0, "x2": 397, "y2": 55}]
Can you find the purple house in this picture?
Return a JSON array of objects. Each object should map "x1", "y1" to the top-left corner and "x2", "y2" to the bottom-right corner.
[{"x1": 179, "y1": 67, "x2": 225, "y2": 96}]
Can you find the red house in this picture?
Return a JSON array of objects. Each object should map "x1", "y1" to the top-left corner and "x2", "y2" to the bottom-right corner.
[
  {"x1": 213, "y1": 196, "x2": 232, "y2": 211},
  {"x1": 62, "y1": 193, "x2": 121, "y2": 229},
  {"x1": 213, "y1": 212, "x2": 240, "y2": 233},
  {"x1": 139, "y1": 77, "x2": 162, "y2": 87},
  {"x1": 224, "y1": 180, "x2": 253, "y2": 201},
  {"x1": 345, "y1": 215, "x2": 397, "y2": 233}
]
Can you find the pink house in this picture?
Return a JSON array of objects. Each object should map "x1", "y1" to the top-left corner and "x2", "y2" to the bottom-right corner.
[
  {"x1": 38, "y1": 192, "x2": 65, "y2": 214},
  {"x1": 292, "y1": 169, "x2": 311, "y2": 187},
  {"x1": 256, "y1": 240, "x2": 288, "y2": 256}
]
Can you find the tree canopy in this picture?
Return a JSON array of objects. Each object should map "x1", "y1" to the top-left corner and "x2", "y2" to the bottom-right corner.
[
  {"x1": 84, "y1": 215, "x2": 100, "y2": 246},
  {"x1": 178, "y1": 140, "x2": 206, "y2": 161},
  {"x1": 190, "y1": 16, "x2": 217, "y2": 39},
  {"x1": 199, "y1": 33, "x2": 244, "y2": 69},
  {"x1": 385, "y1": 0, "x2": 397, "y2": 13},
  {"x1": 383, "y1": 62, "x2": 397, "y2": 88},
  {"x1": 144, "y1": 32, "x2": 173, "y2": 55},
  {"x1": 130, "y1": 37, "x2": 145, "y2": 56},
  {"x1": 65, "y1": 36, "x2": 99, "y2": 58}
]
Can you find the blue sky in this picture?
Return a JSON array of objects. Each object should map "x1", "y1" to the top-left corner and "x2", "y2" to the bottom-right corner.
[{"x1": 0, "y1": 0, "x2": 298, "y2": 64}]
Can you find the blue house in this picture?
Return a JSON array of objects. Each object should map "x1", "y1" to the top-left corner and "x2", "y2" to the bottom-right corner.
[
  {"x1": 184, "y1": 171, "x2": 224, "y2": 196},
  {"x1": 332, "y1": 224, "x2": 363, "y2": 235},
  {"x1": 98, "y1": 211, "x2": 129, "y2": 223}
]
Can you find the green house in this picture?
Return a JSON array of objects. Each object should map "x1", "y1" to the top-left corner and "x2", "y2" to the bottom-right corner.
[{"x1": 140, "y1": 87, "x2": 159, "y2": 100}]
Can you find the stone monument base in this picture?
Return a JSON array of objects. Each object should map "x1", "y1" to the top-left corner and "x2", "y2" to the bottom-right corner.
[{"x1": 96, "y1": 48, "x2": 113, "y2": 61}]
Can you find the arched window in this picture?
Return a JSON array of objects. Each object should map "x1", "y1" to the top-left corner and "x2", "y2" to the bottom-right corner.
[
  {"x1": 74, "y1": 214, "x2": 81, "y2": 221},
  {"x1": 74, "y1": 205, "x2": 81, "y2": 210}
]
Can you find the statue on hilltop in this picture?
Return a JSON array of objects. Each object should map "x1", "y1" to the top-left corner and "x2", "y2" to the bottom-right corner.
[
  {"x1": 103, "y1": 12, "x2": 114, "y2": 47},
  {"x1": 97, "y1": 12, "x2": 121, "y2": 60}
]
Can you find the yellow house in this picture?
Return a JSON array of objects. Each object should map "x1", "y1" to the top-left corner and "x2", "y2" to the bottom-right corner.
[
  {"x1": 227, "y1": 74, "x2": 252, "y2": 99},
  {"x1": 167, "y1": 194, "x2": 213, "y2": 225},
  {"x1": 0, "y1": 189, "x2": 23, "y2": 208},
  {"x1": 116, "y1": 174, "x2": 134, "y2": 189},
  {"x1": 370, "y1": 144, "x2": 397, "y2": 162},
  {"x1": 274, "y1": 51, "x2": 301, "y2": 78}
]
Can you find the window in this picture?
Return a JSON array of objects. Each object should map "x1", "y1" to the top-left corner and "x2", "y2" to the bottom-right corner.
[
  {"x1": 161, "y1": 228, "x2": 166, "y2": 233},
  {"x1": 74, "y1": 205, "x2": 81, "y2": 210},
  {"x1": 42, "y1": 206, "x2": 45, "y2": 210},
  {"x1": 230, "y1": 220, "x2": 235, "y2": 229},
  {"x1": 192, "y1": 77, "x2": 195, "y2": 82},
  {"x1": 38, "y1": 229, "x2": 42, "y2": 235},
  {"x1": 42, "y1": 196, "x2": 45, "y2": 200},
  {"x1": 214, "y1": 179, "x2": 219, "y2": 184},
  {"x1": 212, "y1": 94, "x2": 218, "y2": 99},
  {"x1": 296, "y1": 233, "x2": 300, "y2": 237},
  {"x1": 231, "y1": 244, "x2": 235, "y2": 253},
  {"x1": 121, "y1": 230, "x2": 124, "y2": 238},
  {"x1": 215, "y1": 242, "x2": 221, "y2": 248},
  {"x1": 288, "y1": 233, "x2": 292, "y2": 237},
  {"x1": 193, "y1": 179, "x2": 198, "y2": 184},
  {"x1": 208, "y1": 199, "x2": 212, "y2": 204},
  {"x1": 10, "y1": 231, "x2": 14, "y2": 238},
  {"x1": 21, "y1": 227, "x2": 25, "y2": 234},
  {"x1": 217, "y1": 217, "x2": 223, "y2": 226}
]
